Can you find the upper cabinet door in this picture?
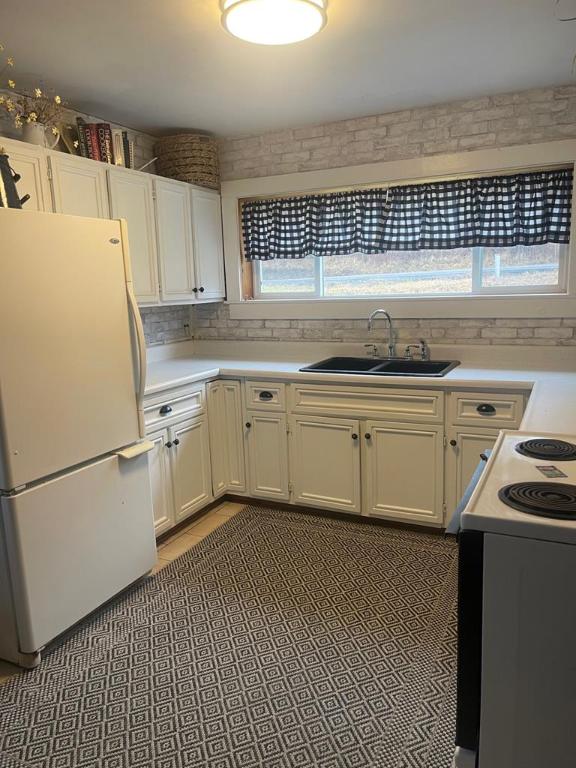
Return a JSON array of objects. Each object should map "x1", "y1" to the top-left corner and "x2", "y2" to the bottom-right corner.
[
  {"x1": 1, "y1": 138, "x2": 51, "y2": 212},
  {"x1": 108, "y1": 168, "x2": 159, "y2": 304},
  {"x1": 154, "y1": 178, "x2": 195, "y2": 303},
  {"x1": 190, "y1": 188, "x2": 225, "y2": 301},
  {"x1": 49, "y1": 154, "x2": 110, "y2": 218}
]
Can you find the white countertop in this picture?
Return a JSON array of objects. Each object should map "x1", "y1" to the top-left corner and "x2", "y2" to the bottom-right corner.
[{"x1": 146, "y1": 352, "x2": 576, "y2": 435}]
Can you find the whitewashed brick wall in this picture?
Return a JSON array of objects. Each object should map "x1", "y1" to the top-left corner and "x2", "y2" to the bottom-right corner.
[
  {"x1": 140, "y1": 306, "x2": 191, "y2": 346},
  {"x1": 207, "y1": 85, "x2": 576, "y2": 349},
  {"x1": 192, "y1": 304, "x2": 576, "y2": 348},
  {"x1": 219, "y1": 86, "x2": 576, "y2": 180}
]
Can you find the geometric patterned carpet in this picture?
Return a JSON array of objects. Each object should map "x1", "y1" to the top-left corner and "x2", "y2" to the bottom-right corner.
[{"x1": 0, "y1": 506, "x2": 458, "y2": 768}]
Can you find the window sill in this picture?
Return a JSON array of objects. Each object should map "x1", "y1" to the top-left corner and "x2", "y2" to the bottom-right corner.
[{"x1": 228, "y1": 293, "x2": 576, "y2": 321}]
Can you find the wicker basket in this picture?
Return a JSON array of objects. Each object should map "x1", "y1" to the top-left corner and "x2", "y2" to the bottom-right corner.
[{"x1": 154, "y1": 133, "x2": 220, "y2": 190}]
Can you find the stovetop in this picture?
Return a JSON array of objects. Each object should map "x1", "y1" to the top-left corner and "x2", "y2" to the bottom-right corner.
[
  {"x1": 498, "y1": 482, "x2": 576, "y2": 520},
  {"x1": 461, "y1": 431, "x2": 576, "y2": 544},
  {"x1": 515, "y1": 438, "x2": 576, "y2": 461}
]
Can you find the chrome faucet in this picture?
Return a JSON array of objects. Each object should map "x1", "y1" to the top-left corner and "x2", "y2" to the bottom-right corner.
[
  {"x1": 404, "y1": 339, "x2": 431, "y2": 361},
  {"x1": 368, "y1": 309, "x2": 396, "y2": 358}
]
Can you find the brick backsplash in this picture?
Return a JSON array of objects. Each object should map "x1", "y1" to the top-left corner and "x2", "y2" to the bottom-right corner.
[
  {"x1": 191, "y1": 304, "x2": 576, "y2": 348},
  {"x1": 140, "y1": 305, "x2": 191, "y2": 346},
  {"x1": 218, "y1": 86, "x2": 576, "y2": 180}
]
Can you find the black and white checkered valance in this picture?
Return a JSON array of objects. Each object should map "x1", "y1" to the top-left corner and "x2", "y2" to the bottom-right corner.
[{"x1": 241, "y1": 169, "x2": 573, "y2": 260}]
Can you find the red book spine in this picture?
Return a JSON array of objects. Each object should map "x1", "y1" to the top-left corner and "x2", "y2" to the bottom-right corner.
[{"x1": 88, "y1": 125, "x2": 101, "y2": 161}]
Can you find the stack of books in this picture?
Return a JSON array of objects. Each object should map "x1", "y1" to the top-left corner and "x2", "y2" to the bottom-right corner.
[{"x1": 75, "y1": 117, "x2": 135, "y2": 168}]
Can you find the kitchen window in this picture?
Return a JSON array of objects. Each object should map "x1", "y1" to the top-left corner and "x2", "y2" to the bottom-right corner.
[
  {"x1": 242, "y1": 168, "x2": 572, "y2": 301},
  {"x1": 253, "y1": 243, "x2": 566, "y2": 298}
]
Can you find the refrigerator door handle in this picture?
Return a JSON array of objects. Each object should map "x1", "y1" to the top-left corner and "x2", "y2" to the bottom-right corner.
[
  {"x1": 115, "y1": 440, "x2": 154, "y2": 460},
  {"x1": 119, "y1": 219, "x2": 147, "y2": 439},
  {"x1": 126, "y1": 283, "x2": 147, "y2": 438}
]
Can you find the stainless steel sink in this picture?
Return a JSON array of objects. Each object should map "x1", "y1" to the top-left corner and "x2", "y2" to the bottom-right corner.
[{"x1": 300, "y1": 357, "x2": 460, "y2": 377}]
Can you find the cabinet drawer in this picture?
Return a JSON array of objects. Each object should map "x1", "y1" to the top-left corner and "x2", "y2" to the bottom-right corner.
[
  {"x1": 289, "y1": 384, "x2": 443, "y2": 424},
  {"x1": 245, "y1": 381, "x2": 286, "y2": 411},
  {"x1": 144, "y1": 384, "x2": 205, "y2": 428},
  {"x1": 448, "y1": 391, "x2": 524, "y2": 428}
]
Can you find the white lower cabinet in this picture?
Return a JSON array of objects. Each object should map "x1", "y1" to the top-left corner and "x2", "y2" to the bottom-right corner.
[
  {"x1": 445, "y1": 426, "x2": 499, "y2": 521},
  {"x1": 148, "y1": 429, "x2": 175, "y2": 537},
  {"x1": 207, "y1": 380, "x2": 246, "y2": 497},
  {"x1": 172, "y1": 417, "x2": 213, "y2": 523},
  {"x1": 147, "y1": 414, "x2": 213, "y2": 536},
  {"x1": 363, "y1": 420, "x2": 444, "y2": 525},
  {"x1": 289, "y1": 415, "x2": 361, "y2": 514},
  {"x1": 245, "y1": 412, "x2": 290, "y2": 501}
]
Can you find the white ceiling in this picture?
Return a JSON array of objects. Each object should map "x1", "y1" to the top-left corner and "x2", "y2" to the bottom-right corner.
[{"x1": 1, "y1": 0, "x2": 576, "y2": 137}]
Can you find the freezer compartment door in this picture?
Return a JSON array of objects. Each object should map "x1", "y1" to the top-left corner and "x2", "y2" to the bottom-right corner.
[
  {"x1": 1, "y1": 450, "x2": 156, "y2": 654},
  {"x1": 0, "y1": 209, "x2": 141, "y2": 490}
]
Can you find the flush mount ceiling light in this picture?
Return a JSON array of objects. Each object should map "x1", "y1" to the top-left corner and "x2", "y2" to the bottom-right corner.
[{"x1": 221, "y1": 0, "x2": 327, "y2": 45}]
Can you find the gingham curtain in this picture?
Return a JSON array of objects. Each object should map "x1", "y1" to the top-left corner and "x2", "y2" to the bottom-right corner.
[{"x1": 241, "y1": 169, "x2": 573, "y2": 261}]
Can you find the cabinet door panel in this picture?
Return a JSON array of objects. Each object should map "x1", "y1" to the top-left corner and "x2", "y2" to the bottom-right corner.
[
  {"x1": 246, "y1": 412, "x2": 289, "y2": 501},
  {"x1": 171, "y1": 417, "x2": 213, "y2": 522},
  {"x1": 223, "y1": 382, "x2": 246, "y2": 493},
  {"x1": 290, "y1": 416, "x2": 361, "y2": 514},
  {"x1": 148, "y1": 429, "x2": 175, "y2": 536},
  {"x1": 363, "y1": 420, "x2": 444, "y2": 524},
  {"x1": 50, "y1": 154, "x2": 109, "y2": 218},
  {"x1": 191, "y1": 189, "x2": 225, "y2": 300},
  {"x1": 208, "y1": 381, "x2": 246, "y2": 497},
  {"x1": 3, "y1": 140, "x2": 51, "y2": 212},
  {"x1": 207, "y1": 382, "x2": 227, "y2": 497},
  {"x1": 108, "y1": 168, "x2": 159, "y2": 304},
  {"x1": 445, "y1": 427, "x2": 499, "y2": 522},
  {"x1": 155, "y1": 179, "x2": 195, "y2": 302}
]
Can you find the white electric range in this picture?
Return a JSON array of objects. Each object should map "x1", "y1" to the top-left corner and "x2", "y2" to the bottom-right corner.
[
  {"x1": 454, "y1": 431, "x2": 576, "y2": 768},
  {"x1": 462, "y1": 430, "x2": 576, "y2": 543}
]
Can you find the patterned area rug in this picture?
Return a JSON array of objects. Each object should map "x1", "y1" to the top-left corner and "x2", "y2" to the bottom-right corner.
[{"x1": 0, "y1": 506, "x2": 458, "y2": 768}]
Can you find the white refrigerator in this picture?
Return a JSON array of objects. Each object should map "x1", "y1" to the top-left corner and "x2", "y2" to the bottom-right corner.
[{"x1": 0, "y1": 208, "x2": 157, "y2": 668}]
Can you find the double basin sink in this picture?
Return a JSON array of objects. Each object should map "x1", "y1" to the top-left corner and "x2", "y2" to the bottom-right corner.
[{"x1": 300, "y1": 356, "x2": 460, "y2": 377}]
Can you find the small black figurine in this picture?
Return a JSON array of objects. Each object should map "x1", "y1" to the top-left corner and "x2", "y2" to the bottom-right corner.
[{"x1": 0, "y1": 151, "x2": 29, "y2": 208}]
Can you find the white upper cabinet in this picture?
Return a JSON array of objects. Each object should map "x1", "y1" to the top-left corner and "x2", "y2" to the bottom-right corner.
[
  {"x1": 1, "y1": 138, "x2": 51, "y2": 212},
  {"x1": 108, "y1": 167, "x2": 159, "y2": 304},
  {"x1": 49, "y1": 154, "x2": 109, "y2": 218},
  {"x1": 0, "y1": 135, "x2": 227, "y2": 307},
  {"x1": 190, "y1": 188, "x2": 225, "y2": 301},
  {"x1": 154, "y1": 178, "x2": 195, "y2": 303}
]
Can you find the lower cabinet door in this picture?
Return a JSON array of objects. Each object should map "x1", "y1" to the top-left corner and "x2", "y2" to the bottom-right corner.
[
  {"x1": 289, "y1": 415, "x2": 361, "y2": 514},
  {"x1": 207, "y1": 382, "x2": 227, "y2": 498},
  {"x1": 222, "y1": 382, "x2": 246, "y2": 494},
  {"x1": 445, "y1": 426, "x2": 499, "y2": 522},
  {"x1": 363, "y1": 420, "x2": 444, "y2": 525},
  {"x1": 207, "y1": 380, "x2": 246, "y2": 497},
  {"x1": 148, "y1": 428, "x2": 176, "y2": 536},
  {"x1": 246, "y1": 412, "x2": 289, "y2": 501},
  {"x1": 171, "y1": 416, "x2": 213, "y2": 522}
]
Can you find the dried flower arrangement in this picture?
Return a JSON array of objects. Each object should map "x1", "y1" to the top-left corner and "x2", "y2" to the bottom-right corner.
[{"x1": 0, "y1": 42, "x2": 63, "y2": 132}]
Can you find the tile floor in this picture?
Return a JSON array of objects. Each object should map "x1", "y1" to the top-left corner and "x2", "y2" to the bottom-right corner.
[{"x1": 0, "y1": 501, "x2": 245, "y2": 684}]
